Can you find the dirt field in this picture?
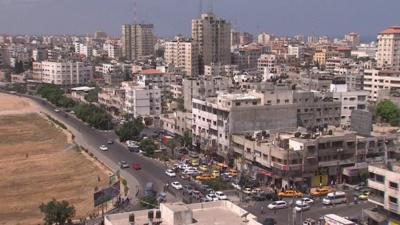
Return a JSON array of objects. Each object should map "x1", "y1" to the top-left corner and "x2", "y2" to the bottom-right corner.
[{"x1": 0, "y1": 94, "x2": 109, "y2": 225}]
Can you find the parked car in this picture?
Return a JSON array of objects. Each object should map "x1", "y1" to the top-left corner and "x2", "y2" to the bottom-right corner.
[
  {"x1": 296, "y1": 197, "x2": 314, "y2": 205},
  {"x1": 99, "y1": 145, "x2": 108, "y2": 151},
  {"x1": 206, "y1": 193, "x2": 219, "y2": 201},
  {"x1": 196, "y1": 174, "x2": 213, "y2": 181},
  {"x1": 278, "y1": 190, "x2": 304, "y2": 198},
  {"x1": 165, "y1": 169, "x2": 176, "y2": 177},
  {"x1": 199, "y1": 165, "x2": 209, "y2": 172},
  {"x1": 267, "y1": 200, "x2": 288, "y2": 210},
  {"x1": 171, "y1": 181, "x2": 183, "y2": 190},
  {"x1": 310, "y1": 186, "x2": 332, "y2": 197},
  {"x1": 191, "y1": 190, "x2": 202, "y2": 199},
  {"x1": 132, "y1": 163, "x2": 141, "y2": 170},
  {"x1": 119, "y1": 160, "x2": 129, "y2": 169},
  {"x1": 215, "y1": 191, "x2": 227, "y2": 200},
  {"x1": 107, "y1": 139, "x2": 114, "y2": 144}
]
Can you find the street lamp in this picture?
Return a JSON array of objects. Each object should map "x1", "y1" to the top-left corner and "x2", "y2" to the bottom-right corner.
[{"x1": 336, "y1": 148, "x2": 343, "y2": 185}]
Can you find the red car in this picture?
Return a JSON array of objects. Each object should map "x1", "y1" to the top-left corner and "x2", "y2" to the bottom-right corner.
[{"x1": 132, "y1": 163, "x2": 141, "y2": 170}]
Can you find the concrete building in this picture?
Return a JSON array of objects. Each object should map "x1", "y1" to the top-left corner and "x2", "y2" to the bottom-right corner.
[
  {"x1": 313, "y1": 49, "x2": 342, "y2": 65},
  {"x1": 104, "y1": 201, "x2": 261, "y2": 225},
  {"x1": 257, "y1": 32, "x2": 274, "y2": 45},
  {"x1": 365, "y1": 162, "x2": 400, "y2": 225},
  {"x1": 192, "y1": 13, "x2": 231, "y2": 67},
  {"x1": 192, "y1": 91, "x2": 298, "y2": 157},
  {"x1": 103, "y1": 41, "x2": 121, "y2": 59},
  {"x1": 204, "y1": 63, "x2": 238, "y2": 77},
  {"x1": 288, "y1": 45, "x2": 304, "y2": 59},
  {"x1": 182, "y1": 76, "x2": 234, "y2": 112},
  {"x1": 231, "y1": 126, "x2": 399, "y2": 188},
  {"x1": 257, "y1": 54, "x2": 278, "y2": 74},
  {"x1": 98, "y1": 87, "x2": 125, "y2": 118},
  {"x1": 34, "y1": 61, "x2": 92, "y2": 86},
  {"x1": 164, "y1": 37, "x2": 199, "y2": 76},
  {"x1": 161, "y1": 111, "x2": 192, "y2": 136},
  {"x1": 300, "y1": 70, "x2": 333, "y2": 92},
  {"x1": 122, "y1": 24, "x2": 154, "y2": 61},
  {"x1": 232, "y1": 44, "x2": 266, "y2": 70},
  {"x1": 137, "y1": 69, "x2": 175, "y2": 95},
  {"x1": 74, "y1": 42, "x2": 92, "y2": 57},
  {"x1": 344, "y1": 32, "x2": 361, "y2": 46},
  {"x1": 376, "y1": 26, "x2": 400, "y2": 70},
  {"x1": 363, "y1": 69, "x2": 400, "y2": 101},
  {"x1": 330, "y1": 82, "x2": 369, "y2": 126},
  {"x1": 122, "y1": 81, "x2": 161, "y2": 118}
]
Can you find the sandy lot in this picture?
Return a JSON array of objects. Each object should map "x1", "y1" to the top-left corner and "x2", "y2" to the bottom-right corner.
[{"x1": 0, "y1": 94, "x2": 109, "y2": 225}]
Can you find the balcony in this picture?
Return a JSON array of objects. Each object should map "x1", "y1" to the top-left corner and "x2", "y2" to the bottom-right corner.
[
  {"x1": 368, "y1": 194, "x2": 384, "y2": 206},
  {"x1": 389, "y1": 202, "x2": 399, "y2": 213}
]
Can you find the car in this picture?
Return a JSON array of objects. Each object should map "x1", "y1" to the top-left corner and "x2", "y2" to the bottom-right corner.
[
  {"x1": 165, "y1": 169, "x2": 176, "y2": 177},
  {"x1": 206, "y1": 193, "x2": 219, "y2": 201},
  {"x1": 180, "y1": 174, "x2": 190, "y2": 180},
  {"x1": 199, "y1": 165, "x2": 209, "y2": 172},
  {"x1": 54, "y1": 108, "x2": 60, "y2": 112},
  {"x1": 310, "y1": 186, "x2": 332, "y2": 197},
  {"x1": 191, "y1": 190, "x2": 202, "y2": 199},
  {"x1": 231, "y1": 182, "x2": 242, "y2": 190},
  {"x1": 191, "y1": 159, "x2": 200, "y2": 166},
  {"x1": 262, "y1": 218, "x2": 277, "y2": 225},
  {"x1": 303, "y1": 218, "x2": 317, "y2": 225},
  {"x1": 215, "y1": 191, "x2": 228, "y2": 200},
  {"x1": 296, "y1": 197, "x2": 314, "y2": 205},
  {"x1": 267, "y1": 200, "x2": 288, "y2": 210},
  {"x1": 358, "y1": 191, "x2": 370, "y2": 200},
  {"x1": 196, "y1": 174, "x2": 213, "y2": 181},
  {"x1": 171, "y1": 181, "x2": 183, "y2": 190},
  {"x1": 243, "y1": 187, "x2": 252, "y2": 194},
  {"x1": 99, "y1": 145, "x2": 108, "y2": 151},
  {"x1": 294, "y1": 202, "x2": 311, "y2": 212},
  {"x1": 107, "y1": 139, "x2": 114, "y2": 144},
  {"x1": 278, "y1": 190, "x2": 303, "y2": 198},
  {"x1": 132, "y1": 163, "x2": 141, "y2": 170},
  {"x1": 119, "y1": 160, "x2": 129, "y2": 169},
  {"x1": 183, "y1": 185, "x2": 193, "y2": 195}
]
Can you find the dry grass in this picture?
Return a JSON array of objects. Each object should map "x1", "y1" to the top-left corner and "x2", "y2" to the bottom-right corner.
[{"x1": 0, "y1": 94, "x2": 109, "y2": 225}]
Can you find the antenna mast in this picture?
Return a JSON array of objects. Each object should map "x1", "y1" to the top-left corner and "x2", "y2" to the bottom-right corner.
[{"x1": 133, "y1": 0, "x2": 137, "y2": 24}]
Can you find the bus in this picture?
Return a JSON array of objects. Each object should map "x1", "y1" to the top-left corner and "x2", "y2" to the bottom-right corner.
[
  {"x1": 322, "y1": 191, "x2": 347, "y2": 205},
  {"x1": 323, "y1": 214, "x2": 355, "y2": 225}
]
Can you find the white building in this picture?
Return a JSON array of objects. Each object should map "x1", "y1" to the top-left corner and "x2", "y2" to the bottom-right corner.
[
  {"x1": 377, "y1": 26, "x2": 400, "y2": 70},
  {"x1": 103, "y1": 41, "x2": 121, "y2": 59},
  {"x1": 257, "y1": 54, "x2": 278, "y2": 74},
  {"x1": 104, "y1": 201, "x2": 261, "y2": 225},
  {"x1": 330, "y1": 82, "x2": 368, "y2": 125},
  {"x1": 164, "y1": 36, "x2": 199, "y2": 76},
  {"x1": 74, "y1": 42, "x2": 92, "y2": 57},
  {"x1": 204, "y1": 63, "x2": 238, "y2": 77},
  {"x1": 366, "y1": 162, "x2": 400, "y2": 224},
  {"x1": 136, "y1": 69, "x2": 174, "y2": 94},
  {"x1": 257, "y1": 32, "x2": 274, "y2": 45},
  {"x1": 364, "y1": 69, "x2": 400, "y2": 101},
  {"x1": 287, "y1": 45, "x2": 304, "y2": 59},
  {"x1": 36, "y1": 61, "x2": 92, "y2": 86},
  {"x1": 122, "y1": 81, "x2": 161, "y2": 118}
]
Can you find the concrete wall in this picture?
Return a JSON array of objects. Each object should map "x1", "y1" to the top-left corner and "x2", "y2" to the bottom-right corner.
[{"x1": 230, "y1": 104, "x2": 297, "y2": 133}]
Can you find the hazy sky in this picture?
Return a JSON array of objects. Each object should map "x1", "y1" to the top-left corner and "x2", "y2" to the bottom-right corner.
[{"x1": 1, "y1": 0, "x2": 400, "y2": 40}]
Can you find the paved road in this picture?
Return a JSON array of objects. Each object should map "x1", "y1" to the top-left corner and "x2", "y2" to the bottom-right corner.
[{"x1": 24, "y1": 94, "x2": 172, "y2": 200}]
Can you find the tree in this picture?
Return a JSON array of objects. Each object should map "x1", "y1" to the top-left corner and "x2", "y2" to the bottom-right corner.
[
  {"x1": 84, "y1": 89, "x2": 98, "y2": 103},
  {"x1": 376, "y1": 100, "x2": 400, "y2": 126},
  {"x1": 14, "y1": 60, "x2": 25, "y2": 74},
  {"x1": 139, "y1": 139, "x2": 157, "y2": 157},
  {"x1": 115, "y1": 119, "x2": 144, "y2": 142},
  {"x1": 181, "y1": 131, "x2": 192, "y2": 147},
  {"x1": 39, "y1": 199, "x2": 75, "y2": 225}
]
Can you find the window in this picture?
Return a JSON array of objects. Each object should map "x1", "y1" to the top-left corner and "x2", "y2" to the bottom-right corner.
[
  {"x1": 390, "y1": 181, "x2": 399, "y2": 190},
  {"x1": 389, "y1": 196, "x2": 398, "y2": 204}
]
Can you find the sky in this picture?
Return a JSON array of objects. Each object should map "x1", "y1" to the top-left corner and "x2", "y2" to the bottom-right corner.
[{"x1": 0, "y1": 0, "x2": 400, "y2": 41}]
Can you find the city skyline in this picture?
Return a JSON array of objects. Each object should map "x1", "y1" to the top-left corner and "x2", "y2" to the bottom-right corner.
[{"x1": 0, "y1": 0, "x2": 400, "y2": 40}]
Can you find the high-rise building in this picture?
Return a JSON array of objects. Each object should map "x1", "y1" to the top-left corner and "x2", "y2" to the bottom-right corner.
[
  {"x1": 377, "y1": 26, "x2": 400, "y2": 70},
  {"x1": 164, "y1": 36, "x2": 199, "y2": 76},
  {"x1": 192, "y1": 13, "x2": 231, "y2": 68},
  {"x1": 121, "y1": 24, "x2": 154, "y2": 61}
]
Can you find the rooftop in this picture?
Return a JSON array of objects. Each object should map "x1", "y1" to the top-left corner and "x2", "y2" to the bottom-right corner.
[
  {"x1": 104, "y1": 201, "x2": 260, "y2": 225},
  {"x1": 379, "y1": 26, "x2": 400, "y2": 35},
  {"x1": 141, "y1": 69, "x2": 164, "y2": 75}
]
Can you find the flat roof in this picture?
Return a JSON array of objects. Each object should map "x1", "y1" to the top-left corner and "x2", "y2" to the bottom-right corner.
[{"x1": 70, "y1": 86, "x2": 95, "y2": 91}]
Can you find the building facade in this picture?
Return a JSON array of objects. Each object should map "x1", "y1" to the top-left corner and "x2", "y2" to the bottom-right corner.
[
  {"x1": 377, "y1": 27, "x2": 400, "y2": 70},
  {"x1": 164, "y1": 37, "x2": 199, "y2": 76},
  {"x1": 122, "y1": 24, "x2": 154, "y2": 61},
  {"x1": 34, "y1": 61, "x2": 92, "y2": 86}
]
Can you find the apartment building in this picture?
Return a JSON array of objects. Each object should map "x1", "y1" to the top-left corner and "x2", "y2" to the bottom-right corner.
[
  {"x1": 257, "y1": 54, "x2": 278, "y2": 74},
  {"x1": 192, "y1": 13, "x2": 231, "y2": 67},
  {"x1": 164, "y1": 36, "x2": 199, "y2": 76},
  {"x1": 231, "y1": 126, "x2": 398, "y2": 188},
  {"x1": 257, "y1": 32, "x2": 275, "y2": 45},
  {"x1": 192, "y1": 91, "x2": 298, "y2": 157},
  {"x1": 122, "y1": 81, "x2": 161, "y2": 118},
  {"x1": 376, "y1": 26, "x2": 400, "y2": 70},
  {"x1": 103, "y1": 41, "x2": 121, "y2": 59},
  {"x1": 204, "y1": 63, "x2": 238, "y2": 77},
  {"x1": 313, "y1": 49, "x2": 343, "y2": 65},
  {"x1": 363, "y1": 69, "x2": 400, "y2": 101},
  {"x1": 74, "y1": 42, "x2": 92, "y2": 57},
  {"x1": 300, "y1": 70, "x2": 333, "y2": 92},
  {"x1": 344, "y1": 32, "x2": 361, "y2": 47},
  {"x1": 136, "y1": 69, "x2": 176, "y2": 95},
  {"x1": 122, "y1": 24, "x2": 154, "y2": 61},
  {"x1": 366, "y1": 162, "x2": 400, "y2": 225},
  {"x1": 98, "y1": 87, "x2": 125, "y2": 118},
  {"x1": 161, "y1": 111, "x2": 192, "y2": 136},
  {"x1": 330, "y1": 82, "x2": 368, "y2": 125},
  {"x1": 288, "y1": 45, "x2": 304, "y2": 59},
  {"x1": 232, "y1": 44, "x2": 266, "y2": 70},
  {"x1": 34, "y1": 61, "x2": 92, "y2": 86}
]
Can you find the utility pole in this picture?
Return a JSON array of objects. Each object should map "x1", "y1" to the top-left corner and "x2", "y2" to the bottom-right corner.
[{"x1": 133, "y1": 0, "x2": 138, "y2": 24}]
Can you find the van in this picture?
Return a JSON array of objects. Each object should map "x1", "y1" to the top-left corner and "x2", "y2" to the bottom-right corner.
[{"x1": 322, "y1": 191, "x2": 347, "y2": 205}]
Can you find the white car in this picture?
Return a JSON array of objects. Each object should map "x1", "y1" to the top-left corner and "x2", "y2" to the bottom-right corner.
[
  {"x1": 215, "y1": 191, "x2": 228, "y2": 200},
  {"x1": 99, "y1": 145, "x2": 108, "y2": 151},
  {"x1": 296, "y1": 198, "x2": 314, "y2": 206},
  {"x1": 171, "y1": 181, "x2": 183, "y2": 190},
  {"x1": 267, "y1": 201, "x2": 288, "y2": 210},
  {"x1": 54, "y1": 108, "x2": 60, "y2": 112},
  {"x1": 165, "y1": 169, "x2": 176, "y2": 177},
  {"x1": 206, "y1": 193, "x2": 219, "y2": 201},
  {"x1": 118, "y1": 160, "x2": 129, "y2": 169},
  {"x1": 294, "y1": 202, "x2": 311, "y2": 212}
]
